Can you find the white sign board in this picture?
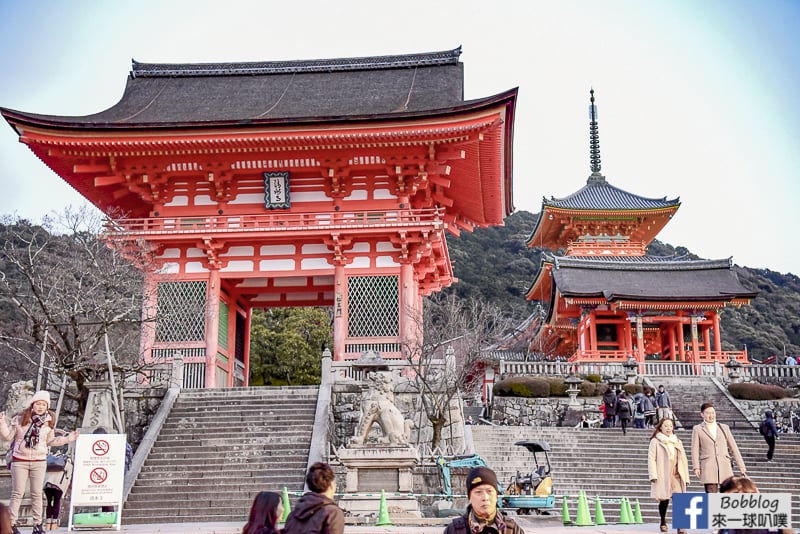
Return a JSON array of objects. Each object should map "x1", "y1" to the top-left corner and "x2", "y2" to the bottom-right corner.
[{"x1": 71, "y1": 433, "x2": 126, "y2": 506}]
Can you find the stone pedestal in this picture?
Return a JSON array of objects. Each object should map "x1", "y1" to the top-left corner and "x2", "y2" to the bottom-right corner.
[
  {"x1": 81, "y1": 379, "x2": 119, "y2": 432},
  {"x1": 337, "y1": 446, "x2": 420, "y2": 516}
]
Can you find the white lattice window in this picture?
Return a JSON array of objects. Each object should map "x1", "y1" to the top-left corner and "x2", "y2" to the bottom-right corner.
[
  {"x1": 347, "y1": 275, "x2": 399, "y2": 337},
  {"x1": 155, "y1": 281, "x2": 207, "y2": 342}
]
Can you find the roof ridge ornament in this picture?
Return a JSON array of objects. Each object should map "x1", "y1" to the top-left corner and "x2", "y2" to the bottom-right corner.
[
  {"x1": 587, "y1": 88, "x2": 606, "y2": 185},
  {"x1": 131, "y1": 47, "x2": 463, "y2": 78}
]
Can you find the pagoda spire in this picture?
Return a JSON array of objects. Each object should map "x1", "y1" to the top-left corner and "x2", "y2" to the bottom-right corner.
[{"x1": 588, "y1": 88, "x2": 605, "y2": 184}]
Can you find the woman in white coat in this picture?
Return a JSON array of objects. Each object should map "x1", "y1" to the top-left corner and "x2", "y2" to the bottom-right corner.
[{"x1": 648, "y1": 418, "x2": 690, "y2": 533}]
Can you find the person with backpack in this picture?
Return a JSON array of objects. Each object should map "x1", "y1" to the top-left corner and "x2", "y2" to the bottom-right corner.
[
  {"x1": 283, "y1": 462, "x2": 344, "y2": 534},
  {"x1": 632, "y1": 392, "x2": 647, "y2": 429},
  {"x1": 760, "y1": 410, "x2": 779, "y2": 462},
  {"x1": 615, "y1": 391, "x2": 634, "y2": 435},
  {"x1": 443, "y1": 466, "x2": 524, "y2": 534}
]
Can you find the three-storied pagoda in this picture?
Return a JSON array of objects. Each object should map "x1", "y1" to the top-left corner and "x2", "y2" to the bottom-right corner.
[
  {"x1": 525, "y1": 90, "x2": 756, "y2": 365},
  {"x1": 2, "y1": 48, "x2": 517, "y2": 386}
]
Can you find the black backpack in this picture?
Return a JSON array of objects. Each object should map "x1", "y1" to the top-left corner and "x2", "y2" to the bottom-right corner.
[{"x1": 759, "y1": 419, "x2": 771, "y2": 437}]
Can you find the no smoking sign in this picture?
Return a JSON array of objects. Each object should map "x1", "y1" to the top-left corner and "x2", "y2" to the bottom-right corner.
[
  {"x1": 92, "y1": 440, "x2": 110, "y2": 456},
  {"x1": 89, "y1": 467, "x2": 108, "y2": 484}
]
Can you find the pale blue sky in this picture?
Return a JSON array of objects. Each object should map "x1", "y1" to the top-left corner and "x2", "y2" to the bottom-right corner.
[{"x1": 1, "y1": 0, "x2": 798, "y2": 274}]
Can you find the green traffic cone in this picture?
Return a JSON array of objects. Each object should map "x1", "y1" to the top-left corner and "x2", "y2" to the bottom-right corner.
[
  {"x1": 562, "y1": 496, "x2": 572, "y2": 525},
  {"x1": 625, "y1": 496, "x2": 635, "y2": 524},
  {"x1": 633, "y1": 498, "x2": 643, "y2": 524},
  {"x1": 594, "y1": 496, "x2": 607, "y2": 526},
  {"x1": 376, "y1": 489, "x2": 392, "y2": 526},
  {"x1": 575, "y1": 490, "x2": 593, "y2": 526},
  {"x1": 619, "y1": 497, "x2": 632, "y2": 524},
  {"x1": 280, "y1": 487, "x2": 291, "y2": 523}
]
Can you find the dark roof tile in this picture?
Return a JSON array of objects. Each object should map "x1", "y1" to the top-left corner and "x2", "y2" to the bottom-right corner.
[
  {"x1": 4, "y1": 48, "x2": 468, "y2": 126},
  {"x1": 543, "y1": 174, "x2": 680, "y2": 211},
  {"x1": 550, "y1": 256, "x2": 757, "y2": 301}
]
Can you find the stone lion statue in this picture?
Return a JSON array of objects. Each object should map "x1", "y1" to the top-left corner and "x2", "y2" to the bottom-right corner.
[{"x1": 351, "y1": 372, "x2": 413, "y2": 446}]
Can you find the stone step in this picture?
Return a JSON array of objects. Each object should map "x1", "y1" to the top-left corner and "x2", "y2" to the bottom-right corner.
[
  {"x1": 122, "y1": 386, "x2": 317, "y2": 524},
  {"x1": 472, "y1": 376, "x2": 800, "y2": 524}
]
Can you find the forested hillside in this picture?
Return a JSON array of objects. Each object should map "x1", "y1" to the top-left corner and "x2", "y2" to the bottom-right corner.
[
  {"x1": 443, "y1": 210, "x2": 800, "y2": 362},
  {"x1": 2, "y1": 210, "x2": 799, "y2": 401}
]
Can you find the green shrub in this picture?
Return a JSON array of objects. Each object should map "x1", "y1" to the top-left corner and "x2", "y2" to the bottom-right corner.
[
  {"x1": 579, "y1": 380, "x2": 596, "y2": 397},
  {"x1": 585, "y1": 374, "x2": 602, "y2": 383},
  {"x1": 728, "y1": 382, "x2": 790, "y2": 400},
  {"x1": 548, "y1": 377, "x2": 567, "y2": 396},
  {"x1": 493, "y1": 376, "x2": 551, "y2": 398},
  {"x1": 623, "y1": 384, "x2": 643, "y2": 395}
]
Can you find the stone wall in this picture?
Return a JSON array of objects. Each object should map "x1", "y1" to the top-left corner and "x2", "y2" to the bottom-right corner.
[
  {"x1": 121, "y1": 387, "x2": 167, "y2": 451},
  {"x1": 491, "y1": 396, "x2": 602, "y2": 426},
  {"x1": 735, "y1": 398, "x2": 800, "y2": 430}
]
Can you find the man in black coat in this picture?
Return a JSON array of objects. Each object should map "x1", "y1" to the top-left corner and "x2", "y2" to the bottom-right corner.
[
  {"x1": 283, "y1": 462, "x2": 344, "y2": 534},
  {"x1": 443, "y1": 467, "x2": 524, "y2": 534}
]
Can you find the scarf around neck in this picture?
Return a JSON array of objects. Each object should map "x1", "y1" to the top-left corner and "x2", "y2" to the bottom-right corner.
[
  {"x1": 23, "y1": 413, "x2": 49, "y2": 448},
  {"x1": 656, "y1": 432, "x2": 679, "y2": 445},
  {"x1": 469, "y1": 508, "x2": 504, "y2": 534}
]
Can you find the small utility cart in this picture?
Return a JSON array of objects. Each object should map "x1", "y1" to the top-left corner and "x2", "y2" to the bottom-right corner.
[{"x1": 502, "y1": 440, "x2": 556, "y2": 514}]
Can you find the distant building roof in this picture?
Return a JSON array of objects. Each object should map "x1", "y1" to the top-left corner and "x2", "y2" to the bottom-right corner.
[
  {"x1": 549, "y1": 256, "x2": 757, "y2": 301},
  {"x1": 3, "y1": 48, "x2": 472, "y2": 127},
  {"x1": 542, "y1": 174, "x2": 680, "y2": 211}
]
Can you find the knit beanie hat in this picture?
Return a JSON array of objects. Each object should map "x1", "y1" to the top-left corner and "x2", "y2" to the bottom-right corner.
[
  {"x1": 29, "y1": 390, "x2": 51, "y2": 409},
  {"x1": 466, "y1": 466, "x2": 499, "y2": 496}
]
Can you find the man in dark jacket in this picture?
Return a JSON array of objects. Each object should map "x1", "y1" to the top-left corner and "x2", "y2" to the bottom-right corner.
[
  {"x1": 283, "y1": 462, "x2": 344, "y2": 534},
  {"x1": 443, "y1": 466, "x2": 524, "y2": 534},
  {"x1": 602, "y1": 388, "x2": 617, "y2": 428},
  {"x1": 762, "y1": 410, "x2": 779, "y2": 462}
]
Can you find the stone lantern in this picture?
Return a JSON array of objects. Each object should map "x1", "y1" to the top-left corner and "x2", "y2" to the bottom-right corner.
[
  {"x1": 725, "y1": 354, "x2": 743, "y2": 384},
  {"x1": 564, "y1": 373, "x2": 583, "y2": 406},
  {"x1": 609, "y1": 375, "x2": 626, "y2": 393},
  {"x1": 623, "y1": 356, "x2": 639, "y2": 385}
]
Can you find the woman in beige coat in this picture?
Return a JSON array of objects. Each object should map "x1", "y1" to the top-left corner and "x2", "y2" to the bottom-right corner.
[
  {"x1": 648, "y1": 418, "x2": 690, "y2": 533},
  {"x1": 690, "y1": 402, "x2": 746, "y2": 493}
]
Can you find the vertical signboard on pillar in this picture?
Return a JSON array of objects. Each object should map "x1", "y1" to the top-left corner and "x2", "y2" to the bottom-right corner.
[{"x1": 69, "y1": 433, "x2": 126, "y2": 530}]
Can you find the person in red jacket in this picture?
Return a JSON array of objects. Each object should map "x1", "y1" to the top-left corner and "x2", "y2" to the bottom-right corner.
[
  {"x1": 283, "y1": 462, "x2": 344, "y2": 534},
  {"x1": 0, "y1": 391, "x2": 79, "y2": 534}
]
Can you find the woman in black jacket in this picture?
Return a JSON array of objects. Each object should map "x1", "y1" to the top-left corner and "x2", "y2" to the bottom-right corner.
[{"x1": 615, "y1": 391, "x2": 633, "y2": 435}]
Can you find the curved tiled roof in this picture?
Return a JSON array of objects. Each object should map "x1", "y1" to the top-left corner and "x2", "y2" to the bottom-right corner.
[
  {"x1": 542, "y1": 174, "x2": 680, "y2": 211},
  {"x1": 548, "y1": 256, "x2": 757, "y2": 301},
  {"x1": 1, "y1": 48, "x2": 470, "y2": 127}
]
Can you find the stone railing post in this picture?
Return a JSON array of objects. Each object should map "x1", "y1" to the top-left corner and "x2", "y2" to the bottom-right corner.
[{"x1": 170, "y1": 350, "x2": 184, "y2": 389}]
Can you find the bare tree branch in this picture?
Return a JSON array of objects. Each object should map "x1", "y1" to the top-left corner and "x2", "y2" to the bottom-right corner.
[
  {"x1": 402, "y1": 293, "x2": 513, "y2": 450},
  {"x1": 0, "y1": 207, "x2": 159, "y2": 404}
]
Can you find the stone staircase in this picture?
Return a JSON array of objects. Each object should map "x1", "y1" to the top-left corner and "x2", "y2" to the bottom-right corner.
[
  {"x1": 471, "y1": 377, "x2": 800, "y2": 524},
  {"x1": 122, "y1": 386, "x2": 318, "y2": 524},
  {"x1": 653, "y1": 376, "x2": 754, "y2": 431}
]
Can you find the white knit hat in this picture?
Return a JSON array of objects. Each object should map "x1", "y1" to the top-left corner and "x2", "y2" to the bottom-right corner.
[{"x1": 29, "y1": 390, "x2": 51, "y2": 409}]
